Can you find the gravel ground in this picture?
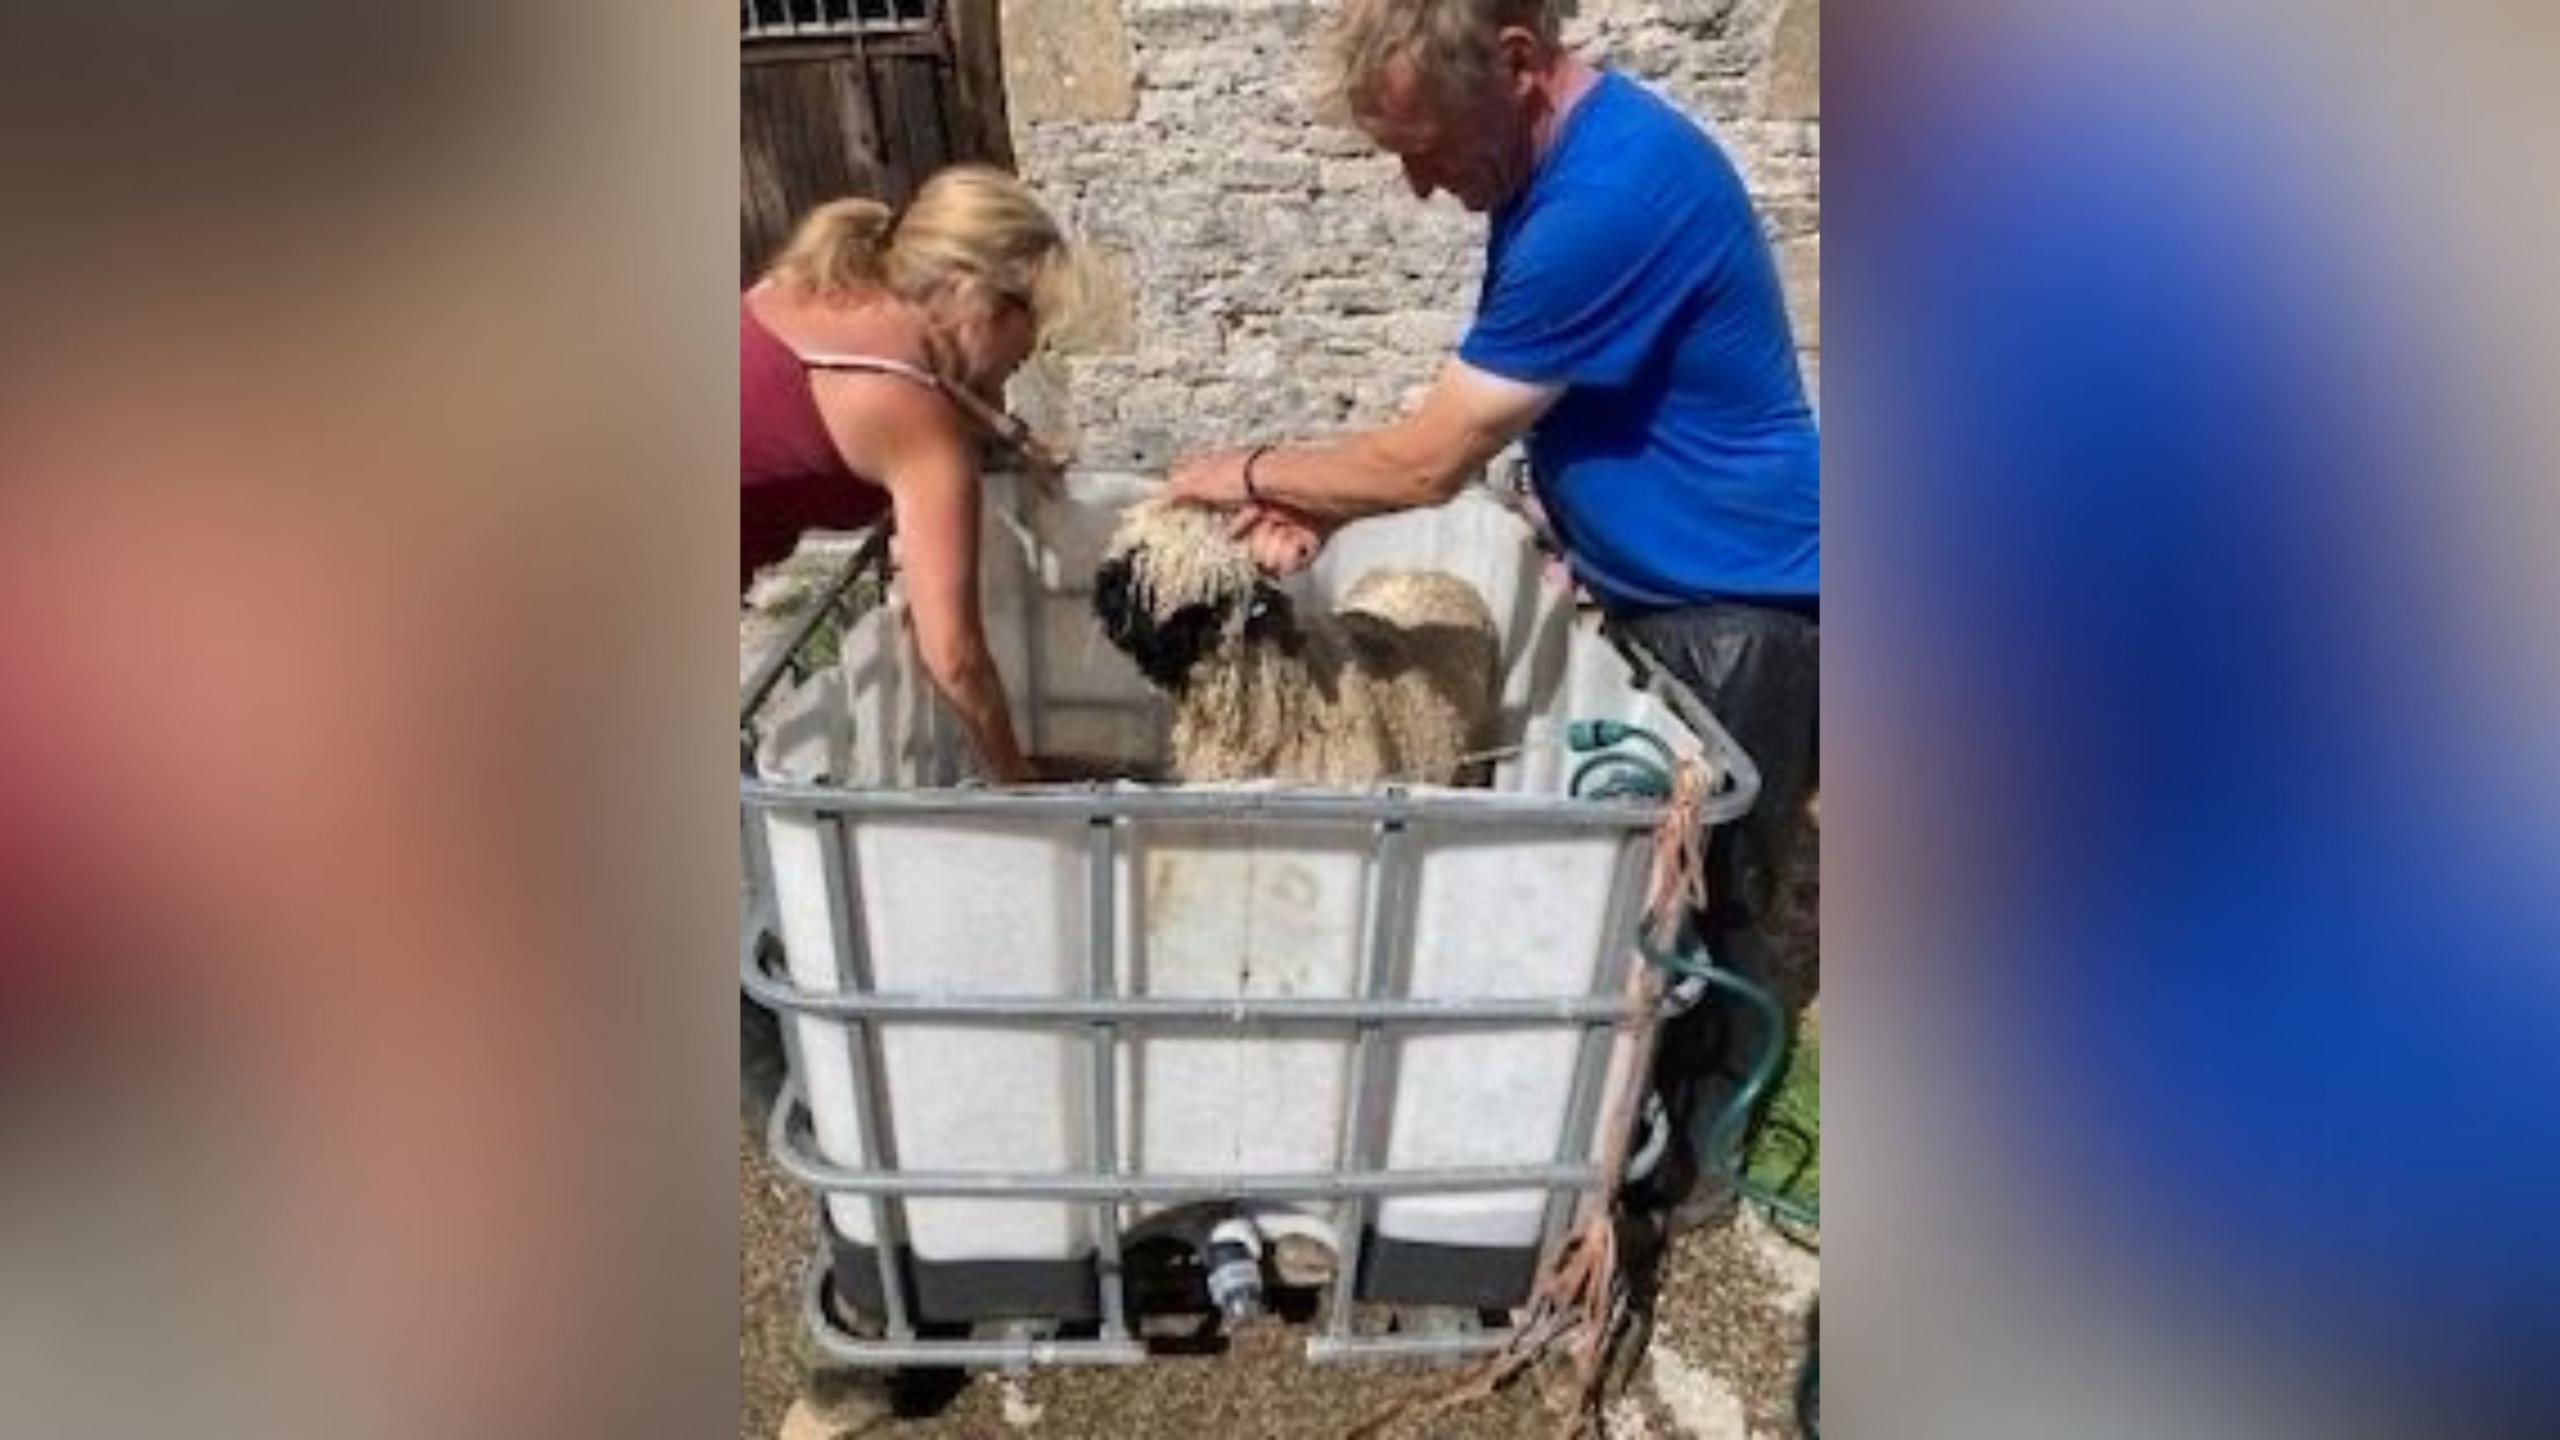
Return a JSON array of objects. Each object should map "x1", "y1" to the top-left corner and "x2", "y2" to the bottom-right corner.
[
  {"x1": 742, "y1": 1128, "x2": 821, "y2": 1440},
  {"x1": 742, "y1": 823, "x2": 1819, "y2": 1440}
]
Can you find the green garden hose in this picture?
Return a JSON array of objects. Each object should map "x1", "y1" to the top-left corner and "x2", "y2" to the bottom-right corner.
[{"x1": 1639, "y1": 934, "x2": 1820, "y2": 1230}]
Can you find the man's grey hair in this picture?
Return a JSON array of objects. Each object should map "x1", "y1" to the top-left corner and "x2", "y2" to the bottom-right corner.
[{"x1": 1319, "y1": 0, "x2": 1564, "y2": 126}]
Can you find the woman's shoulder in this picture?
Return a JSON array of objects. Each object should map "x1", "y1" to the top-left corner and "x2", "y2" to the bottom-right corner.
[
  {"x1": 807, "y1": 354, "x2": 970, "y2": 481},
  {"x1": 751, "y1": 286, "x2": 930, "y2": 363}
]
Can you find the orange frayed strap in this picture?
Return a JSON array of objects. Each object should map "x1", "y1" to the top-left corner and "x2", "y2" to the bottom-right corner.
[{"x1": 1644, "y1": 757, "x2": 1712, "y2": 949}]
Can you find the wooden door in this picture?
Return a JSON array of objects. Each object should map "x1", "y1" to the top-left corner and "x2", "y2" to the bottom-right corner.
[{"x1": 739, "y1": 0, "x2": 1014, "y2": 281}]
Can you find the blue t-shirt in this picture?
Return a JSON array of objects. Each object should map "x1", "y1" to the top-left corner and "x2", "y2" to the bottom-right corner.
[{"x1": 1459, "y1": 72, "x2": 1820, "y2": 611}]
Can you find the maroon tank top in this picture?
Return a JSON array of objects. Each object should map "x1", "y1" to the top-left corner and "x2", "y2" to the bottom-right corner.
[{"x1": 739, "y1": 300, "x2": 892, "y2": 592}]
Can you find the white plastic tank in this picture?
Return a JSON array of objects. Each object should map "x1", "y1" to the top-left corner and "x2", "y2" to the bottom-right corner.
[{"x1": 754, "y1": 476, "x2": 1710, "y2": 1291}]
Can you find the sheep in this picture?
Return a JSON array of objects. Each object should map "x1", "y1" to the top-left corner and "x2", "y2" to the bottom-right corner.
[{"x1": 1091, "y1": 498, "x2": 1500, "y2": 786}]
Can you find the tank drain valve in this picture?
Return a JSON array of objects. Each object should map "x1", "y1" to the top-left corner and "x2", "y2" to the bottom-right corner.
[{"x1": 1203, "y1": 1216, "x2": 1267, "y2": 1322}]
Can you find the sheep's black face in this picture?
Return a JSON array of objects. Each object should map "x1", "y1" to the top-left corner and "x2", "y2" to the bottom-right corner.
[
  {"x1": 1240, "y1": 582, "x2": 1295, "y2": 645},
  {"x1": 1093, "y1": 551, "x2": 1235, "y2": 692}
]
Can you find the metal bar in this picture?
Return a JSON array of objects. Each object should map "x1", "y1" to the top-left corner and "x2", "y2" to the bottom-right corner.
[
  {"x1": 1084, "y1": 817, "x2": 1127, "y2": 1341},
  {"x1": 1305, "y1": 1331, "x2": 1512, "y2": 1364},
  {"x1": 813, "y1": 1336, "x2": 1152, "y2": 1368},
  {"x1": 812, "y1": 815, "x2": 914, "y2": 1341},
  {"x1": 781, "y1": 1165, "x2": 1602, "y2": 1200},
  {"x1": 791, "y1": 1162, "x2": 1597, "y2": 1203},
  {"x1": 1327, "y1": 819, "x2": 1412, "y2": 1339},
  {"x1": 741, "y1": 777, "x2": 1742, "y2": 828},
  {"x1": 805, "y1": 1253, "x2": 1146, "y2": 1368},
  {"x1": 1539, "y1": 830, "x2": 1653, "y2": 1255},
  {"x1": 742, "y1": 967, "x2": 1636, "y2": 1027},
  {"x1": 741, "y1": 19, "x2": 938, "y2": 40},
  {"x1": 1607, "y1": 622, "x2": 1761, "y2": 820},
  {"x1": 769, "y1": 1096, "x2": 1595, "y2": 1200}
]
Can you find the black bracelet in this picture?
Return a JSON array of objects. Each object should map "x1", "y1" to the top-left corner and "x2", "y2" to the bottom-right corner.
[{"x1": 1242, "y1": 443, "x2": 1274, "y2": 505}]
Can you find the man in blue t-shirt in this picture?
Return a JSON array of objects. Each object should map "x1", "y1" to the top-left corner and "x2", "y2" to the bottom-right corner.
[{"x1": 1168, "y1": 0, "x2": 1817, "y2": 1221}]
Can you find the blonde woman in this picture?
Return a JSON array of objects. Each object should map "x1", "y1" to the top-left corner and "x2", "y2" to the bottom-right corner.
[{"x1": 743, "y1": 165, "x2": 1079, "y2": 784}]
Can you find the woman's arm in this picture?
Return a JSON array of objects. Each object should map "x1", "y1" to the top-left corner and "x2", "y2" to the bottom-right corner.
[{"x1": 817, "y1": 375, "x2": 1035, "y2": 784}]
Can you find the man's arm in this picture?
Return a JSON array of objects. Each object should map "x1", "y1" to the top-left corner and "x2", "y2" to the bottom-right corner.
[{"x1": 1167, "y1": 358, "x2": 1561, "y2": 524}]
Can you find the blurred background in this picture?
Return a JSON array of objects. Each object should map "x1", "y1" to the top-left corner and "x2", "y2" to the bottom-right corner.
[
  {"x1": 0, "y1": 4, "x2": 738, "y2": 1437},
  {"x1": 1827, "y1": 1, "x2": 2560, "y2": 1435},
  {"x1": 0, "y1": 1, "x2": 2553, "y2": 1436}
]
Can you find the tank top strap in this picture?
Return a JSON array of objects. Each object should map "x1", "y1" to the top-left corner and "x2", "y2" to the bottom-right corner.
[
  {"x1": 790, "y1": 346, "x2": 1062, "y2": 482},
  {"x1": 791, "y1": 350, "x2": 947, "y2": 390}
]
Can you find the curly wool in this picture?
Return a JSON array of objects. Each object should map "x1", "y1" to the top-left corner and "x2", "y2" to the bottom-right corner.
[{"x1": 1098, "y1": 499, "x2": 1499, "y2": 786}]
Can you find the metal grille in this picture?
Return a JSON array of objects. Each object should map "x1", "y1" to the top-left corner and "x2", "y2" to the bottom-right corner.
[{"x1": 740, "y1": 0, "x2": 935, "y2": 42}]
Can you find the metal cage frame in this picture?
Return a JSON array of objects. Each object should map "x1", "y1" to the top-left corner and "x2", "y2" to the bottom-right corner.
[{"x1": 739, "y1": 524, "x2": 1758, "y2": 1367}]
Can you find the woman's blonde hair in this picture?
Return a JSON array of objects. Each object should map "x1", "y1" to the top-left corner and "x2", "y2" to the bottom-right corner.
[
  {"x1": 765, "y1": 165, "x2": 1085, "y2": 340},
  {"x1": 1321, "y1": 0, "x2": 1562, "y2": 127}
]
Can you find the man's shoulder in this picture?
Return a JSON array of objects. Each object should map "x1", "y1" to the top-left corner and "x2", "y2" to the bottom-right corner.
[
  {"x1": 1553, "y1": 71, "x2": 1742, "y2": 190},
  {"x1": 1507, "y1": 103, "x2": 1749, "y2": 264}
]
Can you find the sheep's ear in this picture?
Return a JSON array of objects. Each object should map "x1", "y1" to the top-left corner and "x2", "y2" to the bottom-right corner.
[{"x1": 1093, "y1": 554, "x2": 1141, "y2": 641}]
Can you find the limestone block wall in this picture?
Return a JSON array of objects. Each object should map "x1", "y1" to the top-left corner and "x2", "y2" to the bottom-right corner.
[{"x1": 998, "y1": 0, "x2": 1819, "y2": 470}]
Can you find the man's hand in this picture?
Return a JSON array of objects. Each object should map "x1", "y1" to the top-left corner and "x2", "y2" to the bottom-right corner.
[
  {"x1": 1165, "y1": 447, "x2": 1254, "y2": 507},
  {"x1": 1163, "y1": 447, "x2": 1330, "y2": 572},
  {"x1": 1232, "y1": 504, "x2": 1332, "y2": 576}
]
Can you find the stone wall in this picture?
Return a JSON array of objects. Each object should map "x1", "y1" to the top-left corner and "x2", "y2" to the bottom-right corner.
[{"x1": 999, "y1": 0, "x2": 1819, "y2": 471}]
